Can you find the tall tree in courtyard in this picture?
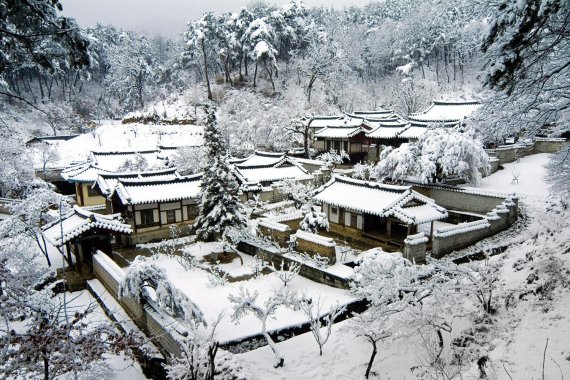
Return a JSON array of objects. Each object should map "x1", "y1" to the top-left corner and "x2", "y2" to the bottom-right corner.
[{"x1": 194, "y1": 105, "x2": 246, "y2": 241}]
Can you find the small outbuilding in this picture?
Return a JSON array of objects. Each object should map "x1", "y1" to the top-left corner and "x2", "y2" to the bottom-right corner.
[
  {"x1": 42, "y1": 206, "x2": 132, "y2": 274},
  {"x1": 313, "y1": 175, "x2": 448, "y2": 246}
]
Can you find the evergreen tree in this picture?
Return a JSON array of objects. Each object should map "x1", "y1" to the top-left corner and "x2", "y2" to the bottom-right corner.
[{"x1": 194, "y1": 104, "x2": 246, "y2": 241}]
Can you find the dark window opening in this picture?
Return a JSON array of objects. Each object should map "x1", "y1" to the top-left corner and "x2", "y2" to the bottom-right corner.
[
  {"x1": 140, "y1": 209, "x2": 154, "y2": 227},
  {"x1": 166, "y1": 210, "x2": 176, "y2": 224}
]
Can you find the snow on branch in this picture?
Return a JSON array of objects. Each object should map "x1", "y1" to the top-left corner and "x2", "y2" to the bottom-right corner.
[{"x1": 119, "y1": 256, "x2": 205, "y2": 327}]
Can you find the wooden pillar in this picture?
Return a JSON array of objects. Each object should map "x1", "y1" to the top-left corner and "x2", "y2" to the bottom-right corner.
[
  {"x1": 430, "y1": 221, "x2": 434, "y2": 239},
  {"x1": 387, "y1": 219, "x2": 392, "y2": 239},
  {"x1": 65, "y1": 242, "x2": 73, "y2": 268},
  {"x1": 74, "y1": 242, "x2": 83, "y2": 275},
  {"x1": 76, "y1": 183, "x2": 84, "y2": 206},
  {"x1": 407, "y1": 224, "x2": 411, "y2": 236}
]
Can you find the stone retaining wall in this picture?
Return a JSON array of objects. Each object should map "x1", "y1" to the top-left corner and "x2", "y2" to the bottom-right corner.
[
  {"x1": 257, "y1": 220, "x2": 292, "y2": 247},
  {"x1": 431, "y1": 199, "x2": 517, "y2": 258},
  {"x1": 486, "y1": 139, "x2": 567, "y2": 166},
  {"x1": 237, "y1": 240, "x2": 349, "y2": 289},
  {"x1": 92, "y1": 251, "x2": 183, "y2": 371},
  {"x1": 294, "y1": 230, "x2": 336, "y2": 264}
]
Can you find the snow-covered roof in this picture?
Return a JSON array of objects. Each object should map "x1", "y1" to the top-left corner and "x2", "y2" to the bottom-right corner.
[
  {"x1": 396, "y1": 126, "x2": 429, "y2": 140},
  {"x1": 43, "y1": 206, "x2": 132, "y2": 247},
  {"x1": 234, "y1": 158, "x2": 312, "y2": 186},
  {"x1": 365, "y1": 117, "x2": 411, "y2": 139},
  {"x1": 114, "y1": 173, "x2": 202, "y2": 205},
  {"x1": 313, "y1": 175, "x2": 447, "y2": 225},
  {"x1": 91, "y1": 149, "x2": 168, "y2": 172},
  {"x1": 396, "y1": 121, "x2": 461, "y2": 140},
  {"x1": 346, "y1": 110, "x2": 394, "y2": 119},
  {"x1": 306, "y1": 116, "x2": 364, "y2": 129},
  {"x1": 96, "y1": 168, "x2": 180, "y2": 197},
  {"x1": 409, "y1": 100, "x2": 480, "y2": 123},
  {"x1": 61, "y1": 163, "x2": 115, "y2": 183},
  {"x1": 231, "y1": 151, "x2": 286, "y2": 167},
  {"x1": 314, "y1": 126, "x2": 365, "y2": 139}
]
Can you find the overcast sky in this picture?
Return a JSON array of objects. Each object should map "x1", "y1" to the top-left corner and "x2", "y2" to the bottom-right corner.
[{"x1": 62, "y1": 0, "x2": 372, "y2": 37}]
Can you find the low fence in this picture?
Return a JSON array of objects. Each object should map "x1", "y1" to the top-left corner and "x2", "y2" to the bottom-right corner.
[
  {"x1": 237, "y1": 240, "x2": 349, "y2": 289},
  {"x1": 431, "y1": 197, "x2": 518, "y2": 258}
]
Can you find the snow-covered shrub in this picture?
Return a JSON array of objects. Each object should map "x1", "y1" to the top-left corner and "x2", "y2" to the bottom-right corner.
[
  {"x1": 270, "y1": 260, "x2": 301, "y2": 287},
  {"x1": 317, "y1": 149, "x2": 349, "y2": 168},
  {"x1": 352, "y1": 162, "x2": 376, "y2": 180},
  {"x1": 376, "y1": 128, "x2": 490, "y2": 185},
  {"x1": 300, "y1": 211, "x2": 329, "y2": 233},
  {"x1": 116, "y1": 152, "x2": 150, "y2": 172},
  {"x1": 177, "y1": 249, "x2": 200, "y2": 271},
  {"x1": 120, "y1": 256, "x2": 205, "y2": 326},
  {"x1": 275, "y1": 179, "x2": 314, "y2": 210},
  {"x1": 298, "y1": 251, "x2": 329, "y2": 268},
  {"x1": 299, "y1": 296, "x2": 345, "y2": 356},
  {"x1": 207, "y1": 264, "x2": 229, "y2": 287},
  {"x1": 249, "y1": 255, "x2": 267, "y2": 279}
]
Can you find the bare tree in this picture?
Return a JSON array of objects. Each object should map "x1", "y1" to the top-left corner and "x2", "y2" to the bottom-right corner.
[
  {"x1": 299, "y1": 296, "x2": 345, "y2": 356},
  {"x1": 229, "y1": 286, "x2": 298, "y2": 367}
]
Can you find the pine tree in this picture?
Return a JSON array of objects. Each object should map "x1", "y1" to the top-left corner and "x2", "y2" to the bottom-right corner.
[{"x1": 194, "y1": 104, "x2": 246, "y2": 241}]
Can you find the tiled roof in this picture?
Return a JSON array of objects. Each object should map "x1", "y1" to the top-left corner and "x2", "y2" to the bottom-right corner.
[
  {"x1": 61, "y1": 163, "x2": 115, "y2": 183},
  {"x1": 114, "y1": 173, "x2": 202, "y2": 205},
  {"x1": 96, "y1": 168, "x2": 179, "y2": 196},
  {"x1": 313, "y1": 175, "x2": 447, "y2": 225},
  {"x1": 43, "y1": 206, "x2": 132, "y2": 246},
  {"x1": 409, "y1": 100, "x2": 480, "y2": 123},
  {"x1": 314, "y1": 126, "x2": 365, "y2": 139}
]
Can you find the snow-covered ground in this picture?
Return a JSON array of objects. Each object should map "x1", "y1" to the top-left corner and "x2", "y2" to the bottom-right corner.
[
  {"x1": 463, "y1": 153, "x2": 552, "y2": 207},
  {"x1": 54, "y1": 290, "x2": 147, "y2": 380},
  {"x1": 151, "y1": 244, "x2": 354, "y2": 343}
]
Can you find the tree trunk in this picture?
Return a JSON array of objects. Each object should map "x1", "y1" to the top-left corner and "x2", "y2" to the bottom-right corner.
[
  {"x1": 42, "y1": 348, "x2": 49, "y2": 380},
  {"x1": 201, "y1": 38, "x2": 213, "y2": 100},
  {"x1": 365, "y1": 339, "x2": 377, "y2": 379},
  {"x1": 253, "y1": 61, "x2": 258, "y2": 88},
  {"x1": 263, "y1": 60, "x2": 275, "y2": 91}
]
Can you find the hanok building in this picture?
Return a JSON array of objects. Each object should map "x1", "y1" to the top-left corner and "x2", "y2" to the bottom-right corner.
[
  {"x1": 314, "y1": 125, "x2": 373, "y2": 163},
  {"x1": 42, "y1": 206, "x2": 132, "y2": 274},
  {"x1": 365, "y1": 115, "x2": 411, "y2": 160},
  {"x1": 232, "y1": 154, "x2": 314, "y2": 202},
  {"x1": 309, "y1": 110, "x2": 398, "y2": 163},
  {"x1": 400, "y1": 100, "x2": 481, "y2": 142},
  {"x1": 62, "y1": 149, "x2": 171, "y2": 209},
  {"x1": 313, "y1": 175, "x2": 448, "y2": 248},
  {"x1": 61, "y1": 163, "x2": 114, "y2": 209},
  {"x1": 109, "y1": 173, "x2": 202, "y2": 244}
]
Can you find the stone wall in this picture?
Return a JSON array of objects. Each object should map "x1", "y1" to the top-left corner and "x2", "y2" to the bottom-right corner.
[
  {"x1": 418, "y1": 186, "x2": 509, "y2": 214},
  {"x1": 237, "y1": 240, "x2": 349, "y2": 289},
  {"x1": 431, "y1": 199, "x2": 517, "y2": 258},
  {"x1": 92, "y1": 251, "x2": 185, "y2": 366},
  {"x1": 533, "y1": 138, "x2": 567, "y2": 153},
  {"x1": 485, "y1": 138, "x2": 567, "y2": 166},
  {"x1": 125, "y1": 222, "x2": 193, "y2": 245},
  {"x1": 257, "y1": 220, "x2": 292, "y2": 247},
  {"x1": 294, "y1": 230, "x2": 336, "y2": 264}
]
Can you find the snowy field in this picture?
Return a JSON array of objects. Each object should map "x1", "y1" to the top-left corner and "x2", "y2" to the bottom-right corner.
[{"x1": 462, "y1": 153, "x2": 552, "y2": 207}]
